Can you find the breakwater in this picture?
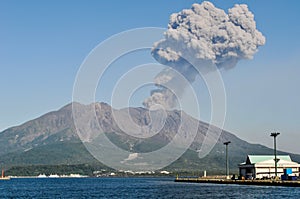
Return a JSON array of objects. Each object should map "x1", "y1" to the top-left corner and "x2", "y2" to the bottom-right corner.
[{"x1": 175, "y1": 177, "x2": 300, "y2": 187}]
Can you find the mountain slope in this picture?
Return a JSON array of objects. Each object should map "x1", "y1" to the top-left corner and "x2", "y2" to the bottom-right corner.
[{"x1": 0, "y1": 102, "x2": 299, "y2": 173}]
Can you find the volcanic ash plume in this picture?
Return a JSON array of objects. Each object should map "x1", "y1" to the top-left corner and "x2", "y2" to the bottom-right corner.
[{"x1": 143, "y1": 1, "x2": 265, "y2": 109}]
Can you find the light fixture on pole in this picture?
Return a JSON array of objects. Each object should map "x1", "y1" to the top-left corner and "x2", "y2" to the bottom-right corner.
[
  {"x1": 223, "y1": 141, "x2": 231, "y2": 179},
  {"x1": 270, "y1": 132, "x2": 280, "y2": 178}
]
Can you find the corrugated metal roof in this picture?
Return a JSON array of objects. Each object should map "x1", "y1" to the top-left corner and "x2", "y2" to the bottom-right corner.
[{"x1": 247, "y1": 155, "x2": 291, "y2": 164}]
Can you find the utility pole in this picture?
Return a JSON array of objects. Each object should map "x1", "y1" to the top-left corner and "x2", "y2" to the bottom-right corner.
[
  {"x1": 224, "y1": 141, "x2": 231, "y2": 179},
  {"x1": 270, "y1": 132, "x2": 280, "y2": 178}
]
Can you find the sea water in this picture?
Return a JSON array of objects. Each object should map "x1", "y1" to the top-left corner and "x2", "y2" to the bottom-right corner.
[{"x1": 0, "y1": 177, "x2": 299, "y2": 198}]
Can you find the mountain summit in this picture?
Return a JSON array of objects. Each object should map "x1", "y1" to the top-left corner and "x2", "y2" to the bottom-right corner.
[{"x1": 0, "y1": 102, "x2": 299, "y2": 173}]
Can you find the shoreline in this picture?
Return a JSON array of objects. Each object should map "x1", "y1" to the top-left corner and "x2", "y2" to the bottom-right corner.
[{"x1": 5, "y1": 175, "x2": 173, "y2": 179}]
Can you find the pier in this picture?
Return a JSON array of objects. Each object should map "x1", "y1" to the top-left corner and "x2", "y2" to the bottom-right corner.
[{"x1": 175, "y1": 177, "x2": 300, "y2": 187}]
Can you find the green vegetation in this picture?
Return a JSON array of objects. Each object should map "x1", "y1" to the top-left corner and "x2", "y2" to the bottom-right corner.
[
  {"x1": 0, "y1": 142, "x2": 99, "y2": 167},
  {"x1": 2, "y1": 138, "x2": 300, "y2": 177}
]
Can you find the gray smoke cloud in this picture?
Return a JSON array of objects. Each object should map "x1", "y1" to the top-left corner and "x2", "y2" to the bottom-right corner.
[{"x1": 143, "y1": 1, "x2": 265, "y2": 109}]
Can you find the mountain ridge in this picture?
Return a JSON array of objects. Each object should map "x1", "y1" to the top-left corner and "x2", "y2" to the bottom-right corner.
[{"x1": 1, "y1": 102, "x2": 299, "y2": 173}]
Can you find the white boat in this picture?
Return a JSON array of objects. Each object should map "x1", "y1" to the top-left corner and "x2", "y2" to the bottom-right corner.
[
  {"x1": 49, "y1": 174, "x2": 59, "y2": 178},
  {"x1": 37, "y1": 174, "x2": 47, "y2": 178}
]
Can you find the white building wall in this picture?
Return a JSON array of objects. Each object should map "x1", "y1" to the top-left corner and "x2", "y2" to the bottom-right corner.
[
  {"x1": 255, "y1": 167, "x2": 299, "y2": 179},
  {"x1": 239, "y1": 156, "x2": 300, "y2": 179}
]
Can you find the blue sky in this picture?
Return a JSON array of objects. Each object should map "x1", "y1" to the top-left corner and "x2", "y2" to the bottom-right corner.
[{"x1": 1, "y1": 0, "x2": 300, "y2": 154}]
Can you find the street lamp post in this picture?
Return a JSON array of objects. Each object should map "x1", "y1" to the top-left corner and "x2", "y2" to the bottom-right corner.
[
  {"x1": 224, "y1": 141, "x2": 231, "y2": 179},
  {"x1": 270, "y1": 132, "x2": 280, "y2": 178}
]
